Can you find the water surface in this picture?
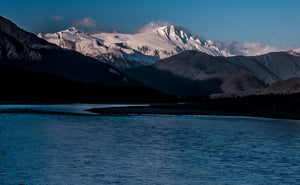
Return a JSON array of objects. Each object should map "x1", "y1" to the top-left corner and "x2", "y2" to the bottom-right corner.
[{"x1": 0, "y1": 106, "x2": 300, "y2": 184}]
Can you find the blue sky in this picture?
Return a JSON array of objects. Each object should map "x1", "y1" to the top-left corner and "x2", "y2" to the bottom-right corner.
[{"x1": 1, "y1": 0, "x2": 299, "y2": 47}]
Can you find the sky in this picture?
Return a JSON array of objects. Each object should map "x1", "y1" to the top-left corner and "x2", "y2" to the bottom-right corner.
[{"x1": 1, "y1": 0, "x2": 299, "y2": 47}]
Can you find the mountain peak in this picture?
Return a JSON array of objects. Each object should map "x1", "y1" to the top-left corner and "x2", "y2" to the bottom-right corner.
[
  {"x1": 155, "y1": 24, "x2": 178, "y2": 32},
  {"x1": 138, "y1": 22, "x2": 186, "y2": 33},
  {"x1": 136, "y1": 21, "x2": 173, "y2": 33},
  {"x1": 40, "y1": 21, "x2": 226, "y2": 68},
  {"x1": 153, "y1": 24, "x2": 187, "y2": 34},
  {"x1": 62, "y1": 27, "x2": 85, "y2": 34},
  {"x1": 0, "y1": 15, "x2": 26, "y2": 37},
  {"x1": 0, "y1": 15, "x2": 56, "y2": 50}
]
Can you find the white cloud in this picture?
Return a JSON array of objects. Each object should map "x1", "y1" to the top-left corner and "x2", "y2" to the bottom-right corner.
[
  {"x1": 135, "y1": 21, "x2": 172, "y2": 33},
  {"x1": 53, "y1": 15, "x2": 63, "y2": 21},
  {"x1": 242, "y1": 42, "x2": 292, "y2": 56},
  {"x1": 215, "y1": 40, "x2": 293, "y2": 56},
  {"x1": 74, "y1": 17, "x2": 97, "y2": 28},
  {"x1": 215, "y1": 40, "x2": 245, "y2": 56}
]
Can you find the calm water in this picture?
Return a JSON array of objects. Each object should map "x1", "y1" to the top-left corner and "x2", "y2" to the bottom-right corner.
[{"x1": 0, "y1": 105, "x2": 300, "y2": 184}]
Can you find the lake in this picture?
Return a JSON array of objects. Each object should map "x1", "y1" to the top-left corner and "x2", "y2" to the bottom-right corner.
[{"x1": 0, "y1": 104, "x2": 300, "y2": 184}]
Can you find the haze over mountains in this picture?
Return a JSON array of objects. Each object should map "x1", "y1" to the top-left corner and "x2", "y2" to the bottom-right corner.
[{"x1": 39, "y1": 22, "x2": 293, "y2": 69}]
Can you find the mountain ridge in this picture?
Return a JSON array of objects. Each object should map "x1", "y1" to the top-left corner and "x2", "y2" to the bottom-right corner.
[
  {"x1": 38, "y1": 24, "x2": 225, "y2": 68},
  {"x1": 39, "y1": 23, "x2": 293, "y2": 69},
  {"x1": 154, "y1": 50, "x2": 300, "y2": 83},
  {"x1": 125, "y1": 50, "x2": 300, "y2": 97},
  {"x1": 2, "y1": 15, "x2": 299, "y2": 99}
]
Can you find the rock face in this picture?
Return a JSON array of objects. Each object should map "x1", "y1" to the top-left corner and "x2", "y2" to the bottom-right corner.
[{"x1": 0, "y1": 15, "x2": 138, "y2": 85}]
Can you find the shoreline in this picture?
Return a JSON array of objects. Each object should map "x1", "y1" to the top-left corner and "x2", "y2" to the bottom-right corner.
[
  {"x1": 88, "y1": 104, "x2": 300, "y2": 120},
  {"x1": 0, "y1": 102, "x2": 298, "y2": 121}
]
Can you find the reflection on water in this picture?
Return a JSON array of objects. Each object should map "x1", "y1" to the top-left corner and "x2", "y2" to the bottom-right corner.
[{"x1": 0, "y1": 110, "x2": 300, "y2": 184}]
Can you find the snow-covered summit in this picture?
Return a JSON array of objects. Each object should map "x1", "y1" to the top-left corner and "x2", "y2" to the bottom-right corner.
[
  {"x1": 39, "y1": 23, "x2": 228, "y2": 68},
  {"x1": 145, "y1": 24, "x2": 223, "y2": 56},
  {"x1": 38, "y1": 22, "x2": 293, "y2": 68},
  {"x1": 64, "y1": 27, "x2": 82, "y2": 33},
  {"x1": 288, "y1": 48, "x2": 300, "y2": 57}
]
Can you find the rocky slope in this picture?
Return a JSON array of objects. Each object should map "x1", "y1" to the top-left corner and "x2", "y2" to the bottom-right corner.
[{"x1": 126, "y1": 50, "x2": 300, "y2": 97}]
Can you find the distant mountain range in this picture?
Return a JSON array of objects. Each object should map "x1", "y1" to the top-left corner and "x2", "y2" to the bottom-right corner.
[
  {"x1": 1, "y1": 15, "x2": 300, "y2": 101},
  {"x1": 38, "y1": 23, "x2": 293, "y2": 69},
  {"x1": 125, "y1": 50, "x2": 300, "y2": 97}
]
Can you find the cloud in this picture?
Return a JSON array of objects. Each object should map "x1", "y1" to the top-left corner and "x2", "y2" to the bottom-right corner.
[
  {"x1": 215, "y1": 40, "x2": 293, "y2": 56},
  {"x1": 242, "y1": 42, "x2": 292, "y2": 56},
  {"x1": 74, "y1": 17, "x2": 97, "y2": 28},
  {"x1": 53, "y1": 15, "x2": 63, "y2": 21},
  {"x1": 135, "y1": 21, "x2": 172, "y2": 33},
  {"x1": 215, "y1": 40, "x2": 246, "y2": 56}
]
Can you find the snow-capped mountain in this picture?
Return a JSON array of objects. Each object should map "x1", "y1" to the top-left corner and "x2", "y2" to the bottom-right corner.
[
  {"x1": 288, "y1": 48, "x2": 300, "y2": 57},
  {"x1": 38, "y1": 22, "x2": 292, "y2": 68},
  {"x1": 0, "y1": 15, "x2": 138, "y2": 85},
  {"x1": 38, "y1": 25, "x2": 226, "y2": 68}
]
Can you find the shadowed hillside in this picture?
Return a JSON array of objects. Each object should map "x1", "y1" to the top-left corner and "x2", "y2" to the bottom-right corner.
[
  {"x1": 0, "y1": 16, "x2": 176, "y2": 103},
  {"x1": 0, "y1": 64, "x2": 175, "y2": 103}
]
